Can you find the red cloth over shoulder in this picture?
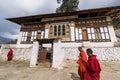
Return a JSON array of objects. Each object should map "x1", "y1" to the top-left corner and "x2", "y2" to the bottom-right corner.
[{"x1": 85, "y1": 55, "x2": 101, "y2": 80}]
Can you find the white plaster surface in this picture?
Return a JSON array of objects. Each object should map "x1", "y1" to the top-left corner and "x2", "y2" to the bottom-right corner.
[
  {"x1": 45, "y1": 29, "x2": 49, "y2": 38},
  {"x1": 30, "y1": 41, "x2": 39, "y2": 67},
  {"x1": 70, "y1": 27, "x2": 75, "y2": 41},
  {"x1": 62, "y1": 47, "x2": 120, "y2": 61},
  {"x1": 75, "y1": 28, "x2": 79, "y2": 40},
  {"x1": 52, "y1": 39, "x2": 65, "y2": 69},
  {"x1": 108, "y1": 25, "x2": 117, "y2": 42},
  {"x1": 17, "y1": 32, "x2": 22, "y2": 44},
  {"x1": 106, "y1": 16, "x2": 117, "y2": 42},
  {"x1": 0, "y1": 44, "x2": 33, "y2": 61},
  {"x1": 61, "y1": 42, "x2": 82, "y2": 47}
]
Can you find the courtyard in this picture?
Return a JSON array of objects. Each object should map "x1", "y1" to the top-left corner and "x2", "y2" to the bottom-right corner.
[{"x1": 0, "y1": 60, "x2": 120, "y2": 80}]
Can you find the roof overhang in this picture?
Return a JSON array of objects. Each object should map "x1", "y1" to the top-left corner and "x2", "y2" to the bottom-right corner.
[
  {"x1": 6, "y1": 6, "x2": 120, "y2": 25},
  {"x1": 36, "y1": 38, "x2": 59, "y2": 44}
]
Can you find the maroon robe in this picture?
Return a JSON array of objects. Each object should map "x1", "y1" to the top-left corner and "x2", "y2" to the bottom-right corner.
[
  {"x1": 85, "y1": 55, "x2": 101, "y2": 80},
  {"x1": 7, "y1": 49, "x2": 13, "y2": 60}
]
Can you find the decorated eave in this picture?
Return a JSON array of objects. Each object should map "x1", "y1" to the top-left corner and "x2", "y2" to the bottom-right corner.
[{"x1": 6, "y1": 6, "x2": 120, "y2": 25}]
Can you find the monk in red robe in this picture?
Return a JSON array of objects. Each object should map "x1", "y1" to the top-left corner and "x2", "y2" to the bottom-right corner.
[
  {"x1": 77, "y1": 47, "x2": 87, "y2": 80},
  {"x1": 85, "y1": 48, "x2": 101, "y2": 80},
  {"x1": 7, "y1": 49, "x2": 13, "y2": 61}
]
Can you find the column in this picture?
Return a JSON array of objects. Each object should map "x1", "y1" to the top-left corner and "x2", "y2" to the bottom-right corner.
[
  {"x1": 106, "y1": 16, "x2": 117, "y2": 42},
  {"x1": 41, "y1": 31, "x2": 44, "y2": 39},
  {"x1": 70, "y1": 22, "x2": 75, "y2": 41},
  {"x1": 30, "y1": 41, "x2": 39, "y2": 67},
  {"x1": 45, "y1": 24, "x2": 49, "y2": 38},
  {"x1": 17, "y1": 32, "x2": 22, "y2": 45},
  {"x1": 75, "y1": 28, "x2": 79, "y2": 40},
  {"x1": 52, "y1": 39, "x2": 65, "y2": 69}
]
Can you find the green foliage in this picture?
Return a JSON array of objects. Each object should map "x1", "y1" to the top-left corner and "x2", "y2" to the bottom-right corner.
[
  {"x1": 56, "y1": 0, "x2": 79, "y2": 13},
  {"x1": 112, "y1": 16, "x2": 120, "y2": 30}
]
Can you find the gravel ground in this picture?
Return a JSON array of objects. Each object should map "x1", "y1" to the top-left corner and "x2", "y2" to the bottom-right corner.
[{"x1": 0, "y1": 60, "x2": 120, "y2": 80}]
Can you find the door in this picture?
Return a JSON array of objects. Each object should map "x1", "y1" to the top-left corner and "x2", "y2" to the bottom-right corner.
[
  {"x1": 82, "y1": 30, "x2": 88, "y2": 41},
  {"x1": 36, "y1": 32, "x2": 41, "y2": 39}
]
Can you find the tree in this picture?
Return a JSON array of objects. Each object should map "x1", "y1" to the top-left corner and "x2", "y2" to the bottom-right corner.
[
  {"x1": 112, "y1": 16, "x2": 120, "y2": 30},
  {"x1": 56, "y1": 0, "x2": 79, "y2": 13}
]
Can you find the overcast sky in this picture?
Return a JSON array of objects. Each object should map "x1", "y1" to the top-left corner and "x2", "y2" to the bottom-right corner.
[{"x1": 0, "y1": 0, "x2": 120, "y2": 40}]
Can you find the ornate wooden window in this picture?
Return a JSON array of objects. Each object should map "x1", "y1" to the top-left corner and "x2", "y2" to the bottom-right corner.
[
  {"x1": 49, "y1": 25, "x2": 54, "y2": 38},
  {"x1": 100, "y1": 26, "x2": 110, "y2": 41},
  {"x1": 21, "y1": 31, "x2": 37, "y2": 43},
  {"x1": 87, "y1": 26, "x2": 110, "y2": 42},
  {"x1": 87, "y1": 27, "x2": 96, "y2": 40},
  {"x1": 31, "y1": 31, "x2": 37, "y2": 41},
  {"x1": 21, "y1": 32, "x2": 28, "y2": 42},
  {"x1": 53, "y1": 25, "x2": 66, "y2": 37},
  {"x1": 62, "y1": 25, "x2": 66, "y2": 36},
  {"x1": 77, "y1": 28, "x2": 82, "y2": 41},
  {"x1": 49, "y1": 24, "x2": 70, "y2": 41},
  {"x1": 54, "y1": 25, "x2": 57, "y2": 36}
]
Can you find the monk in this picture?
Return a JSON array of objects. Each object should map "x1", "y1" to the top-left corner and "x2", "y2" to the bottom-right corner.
[
  {"x1": 85, "y1": 48, "x2": 101, "y2": 80},
  {"x1": 77, "y1": 47, "x2": 87, "y2": 80},
  {"x1": 7, "y1": 49, "x2": 13, "y2": 61}
]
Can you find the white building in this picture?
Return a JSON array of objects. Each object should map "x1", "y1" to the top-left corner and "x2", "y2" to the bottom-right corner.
[{"x1": 1, "y1": 6, "x2": 120, "y2": 69}]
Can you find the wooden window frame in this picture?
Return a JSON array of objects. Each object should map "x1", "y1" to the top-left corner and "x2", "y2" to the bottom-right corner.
[{"x1": 87, "y1": 26, "x2": 111, "y2": 42}]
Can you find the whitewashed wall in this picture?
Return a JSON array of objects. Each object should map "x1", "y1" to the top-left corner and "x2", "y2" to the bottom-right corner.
[
  {"x1": 62, "y1": 47, "x2": 120, "y2": 61},
  {"x1": 0, "y1": 44, "x2": 33, "y2": 61}
]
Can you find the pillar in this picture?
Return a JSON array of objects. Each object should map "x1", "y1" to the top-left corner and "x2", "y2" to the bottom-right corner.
[
  {"x1": 70, "y1": 22, "x2": 75, "y2": 41},
  {"x1": 106, "y1": 16, "x2": 117, "y2": 42},
  {"x1": 17, "y1": 32, "x2": 22, "y2": 44},
  {"x1": 45, "y1": 24, "x2": 49, "y2": 38},
  {"x1": 52, "y1": 39, "x2": 65, "y2": 69},
  {"x1": 30, "y1": 41, "x2": 39, "y2": 67}
]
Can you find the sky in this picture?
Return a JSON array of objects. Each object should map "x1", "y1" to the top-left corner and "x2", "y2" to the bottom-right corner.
[{"x1": 0, "y1": 0, "x2": 120, "y2": 40}]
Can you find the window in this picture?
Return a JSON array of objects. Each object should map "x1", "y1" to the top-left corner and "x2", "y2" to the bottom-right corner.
[
  {"x1": 58, "y1": 25, "x2": 61, "y2": 36},
  {"x1": 21, "y1": 32, "x2": 28, "y2": 42},
  {"x1": 87, "y1": 26, "x2": 110, "y2": 42},
  {"x1": 87, "y1": 27, "x2": 96, "y2": 40},
  {"x1": 78, "y1": 28, "x2": 82, "y2": 40},
  {"x1": 31, "y1": 31, "x2": 37, "y2": 41},
  {"x1": 53, "y1": 24, "x2": 67, "y2": 37},
  {"x1": 75, "y1": 27, "x2": 84, "y2": 41},
  {"x1": 21, "y1": 31, "x2": 37, "y2": 42},
  {"x1": 100, "y1": 26, "x2": 110, "y2": 40},
  {"x1": 54, "y1": 25, "x2": 57, "y2": 36},
  {"x1": 62, "y1": 25, "x2": 66, "y2": 35}
]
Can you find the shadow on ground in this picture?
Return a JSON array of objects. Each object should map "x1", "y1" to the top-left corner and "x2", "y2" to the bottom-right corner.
[{"x1": 70, "y1": 72, "x2": 79, "y2": 80}]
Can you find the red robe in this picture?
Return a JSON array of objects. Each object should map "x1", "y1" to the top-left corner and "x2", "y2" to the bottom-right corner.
[
  {"x1": 7, "y1": 49, "x2": 13, "y2": 60},
  {"x1": 77, "y1": 49, "x2": 87, "y2": 80},
  {"x1": 85, "y1": 55, "x2": 101, "y2": 80}
]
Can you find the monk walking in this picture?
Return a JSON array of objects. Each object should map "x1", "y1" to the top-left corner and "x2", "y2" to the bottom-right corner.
[
  {"x1": 85, "y1": 48, "x2": 101, "y2": 80},
  {"x1": 7, "y1": 49, "x2": 13, "y2": 61},
  {"x1": 77, "y1": 47, "x2": 87, "y2": 80}
]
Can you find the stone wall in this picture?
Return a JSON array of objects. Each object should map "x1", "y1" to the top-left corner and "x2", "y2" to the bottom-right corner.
[
  {"x1": 0, "y1": 44, "x2": 33, "y2": 61},
  {"x1": 63, "y1": 47, "x2": 120, "y2": 61}
]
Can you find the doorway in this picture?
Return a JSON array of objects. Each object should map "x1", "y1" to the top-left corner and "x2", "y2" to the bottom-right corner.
[
  {"x1": 82, "y1": 30, "x2": 88, "y2": 41},
  {"x1": 36, "y1": 38, "x2": 56, "y2": 64}
]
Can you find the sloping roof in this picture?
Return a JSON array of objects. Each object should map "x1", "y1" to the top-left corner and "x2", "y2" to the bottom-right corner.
[
  {"x1": 6, "y1": 6, "x2": 120, "y2": 25},
  {"x1": 115, "y1": 29, "x2": 120, "y2": 38}
]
